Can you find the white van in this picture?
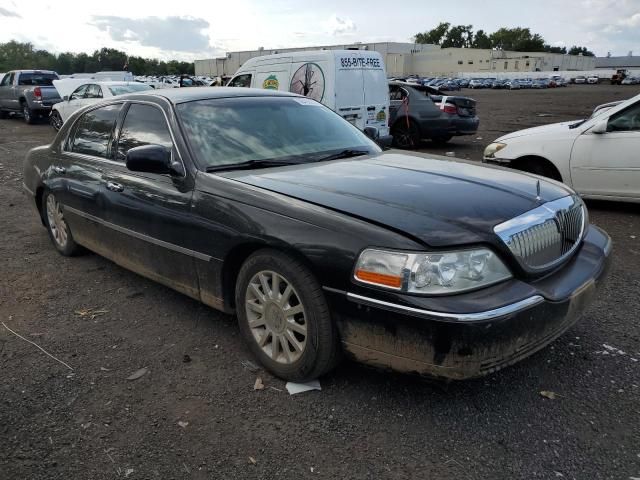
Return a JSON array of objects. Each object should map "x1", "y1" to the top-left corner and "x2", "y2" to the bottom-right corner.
[{"x1": 227, "y1": 50, "x2": 390, "y2": 136}]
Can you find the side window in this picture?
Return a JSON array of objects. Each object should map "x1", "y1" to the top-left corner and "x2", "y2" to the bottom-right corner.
[
  {"x1": 389, "y1": 87, "x2": 408, "y2": 101},
  {"x1": 70, "y1": 85, "x2": 88, "y2": 100},
  {"x1": 0, "y1": 73, "x2": 12, "y2": 87},
  {"x1": 86, "y1": 84, "x2": 102, "y2": 99},
  {"x1": 117, "y1": 104, "x2": 173, "y2": 162},
  {"x1": 608, "y1": 102, "x2": 640, "y2": 132},
  {"x1": 227, "y1": 74, "x2": 252, "y2": 88},
  {"x1": 70, "y1": 104, "x2": 121, "y2": 158}
]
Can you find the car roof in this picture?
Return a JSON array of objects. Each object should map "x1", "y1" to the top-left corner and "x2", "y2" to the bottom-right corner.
[
  {"x1": 124, "y1": 87, "x2": 302, "y2": 104},
  {"x1": 12, "y1": 70, "x2": 57, "y2": 74}
]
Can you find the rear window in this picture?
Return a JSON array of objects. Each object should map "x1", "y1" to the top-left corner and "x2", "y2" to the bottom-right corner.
[
  {"x1": 18, "y1": 73, "x2": 58, "y2": 86},
  {"x1": 108, "y1": 84, "x2": 152, "y2": 96}
]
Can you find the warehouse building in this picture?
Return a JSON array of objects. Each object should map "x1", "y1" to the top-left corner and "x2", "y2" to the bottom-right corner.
[
  {"x1": 194, "y1": 42, "x2": 438, "y2": 78},
  {"x1": 195, "y1": 42, "x2": 596, "y2": 77},
  {"x1": 595, "y1": 55, "x2": 640, "y2": 70}
]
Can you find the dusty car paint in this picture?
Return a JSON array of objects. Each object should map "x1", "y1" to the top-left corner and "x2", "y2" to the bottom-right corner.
[{"x1": 23, "y1": 88, "x2": 612, "y2": 379}]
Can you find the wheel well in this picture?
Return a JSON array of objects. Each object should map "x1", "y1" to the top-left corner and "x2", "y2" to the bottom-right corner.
[
  {"x1": 19, "y1": 97, "x2": 26, "y2": 105},
  {"x1": 221, "y1": 243, "x2": 318, "y2": 310},
  {"x1": 391, "y1": 115, "x2": 420, "y2": 133},
  {"x1": 511, "y1": 156, "x2": 562, "y2": 182},
  {"x1": 35, "y1": 186, "x2": 46, "y2": 225}
]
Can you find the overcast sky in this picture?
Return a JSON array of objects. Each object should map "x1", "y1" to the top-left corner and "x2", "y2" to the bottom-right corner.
[{"x1": 1, "y1": 0, "x2": 639, "y2": 61}]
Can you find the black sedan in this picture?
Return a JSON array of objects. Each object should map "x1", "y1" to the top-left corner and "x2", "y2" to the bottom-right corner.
[
  {"x1": 23, "y1": 88, "x2": 611, "y2": 382},
  {"x1": 389, "y1": 81, "x2": 479, "y2": 148}
]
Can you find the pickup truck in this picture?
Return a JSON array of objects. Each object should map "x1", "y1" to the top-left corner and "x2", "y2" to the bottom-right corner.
[{"x1": 0, "y1": 70, "x2": 62, "y2": 124}]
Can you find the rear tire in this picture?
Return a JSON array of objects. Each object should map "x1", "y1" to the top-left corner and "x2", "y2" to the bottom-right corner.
[
  {"x1": 22, "y1": 103, "x2": 35, "y2": 125},
  {"x1": 43, "y1": 191, "x2": 80, "y2": 256},
  {"x1": 235, "y1": 249, "x2": 341, "y2": 382},
  {"x1": 0, "y1": 109, "x2": 8, "y2": 119},
  {"x1": 391, "y1": 119, "x2": 421, "y2": 149}
]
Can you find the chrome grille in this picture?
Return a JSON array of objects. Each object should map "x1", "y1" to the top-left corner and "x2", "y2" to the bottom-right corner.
[{"x1": 494, "y1": 195, "x2": 585, "y2": 271}]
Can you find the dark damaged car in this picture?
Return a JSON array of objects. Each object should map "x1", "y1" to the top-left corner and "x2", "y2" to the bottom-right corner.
[{"x1": 23, "y1": 88, "x2": 611, "y2": 382}]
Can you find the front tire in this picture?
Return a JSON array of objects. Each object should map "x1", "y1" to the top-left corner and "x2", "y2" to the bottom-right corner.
[
  {"x1": 50, "y1": 110, "x2": 63, "y2": 131},
  {"x1": 43, "y1": 191, "x2": 80, "y2": 256},
  {"x1": 235, "y1": 249, "x2": 341, "y2": 382}
]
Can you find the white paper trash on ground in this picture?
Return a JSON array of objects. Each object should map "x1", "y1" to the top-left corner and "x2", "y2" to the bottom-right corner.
[{"x1": 286, "y1": 380, "x2": 321, "y2": 395}]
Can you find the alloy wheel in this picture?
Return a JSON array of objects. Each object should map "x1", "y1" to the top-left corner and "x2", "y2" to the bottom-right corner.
[
  {"x1": 46, "y1": 194, "x2": 68, "y2": 248},
  {"x1": 245, "y1": 270, "x2": 307, "y2": 364},
  {"x1": 23, "y1": 105, "x2": 31, "y2": 123},
  {"x1": 50, "y1": 111, "x2": 63, "y2": 131}
]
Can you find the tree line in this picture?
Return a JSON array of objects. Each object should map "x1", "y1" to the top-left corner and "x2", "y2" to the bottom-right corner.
[
  {"x1": 0, "y1": 41, "x2": 195, "y2": 75},
  {"x1": 414, "y1": 24, "x2": 595, "y2": 56}
]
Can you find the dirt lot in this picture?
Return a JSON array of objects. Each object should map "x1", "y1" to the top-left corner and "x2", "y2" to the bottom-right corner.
[{"x1": 1, "y1": 84, "x2": 639, "y2": 480}]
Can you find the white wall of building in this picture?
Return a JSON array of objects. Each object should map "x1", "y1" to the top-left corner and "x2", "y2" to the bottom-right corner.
[{"x1": 195, "y1": 44, "x2": 598, "y2": 78}]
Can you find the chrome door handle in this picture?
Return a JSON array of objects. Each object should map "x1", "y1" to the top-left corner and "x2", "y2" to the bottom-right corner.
[
  {"x1": 52, "y1": 166, "x2": 66, "y2": 174},
  {"x1": 106, "y1": 181, "x2": 124, "y2": 193}
]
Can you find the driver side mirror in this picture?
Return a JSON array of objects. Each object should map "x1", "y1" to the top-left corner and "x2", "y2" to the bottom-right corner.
[
  {"x1": 364, "y1": 126, "x2": 380, "y2": 141},
  {"x1": 126, "y1": 145, "x2": 173, "y2": 174},
  {"x1": 63, "y1": 95, "x2": 69, "y2": 101},
  {"x1": 591, "y1": 119, "x2": 608, "y2": 134}
]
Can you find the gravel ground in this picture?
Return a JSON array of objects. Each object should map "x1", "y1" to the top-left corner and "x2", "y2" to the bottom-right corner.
[{"x1": 1, "y1": 84, "x2": 639, "y2": 480}]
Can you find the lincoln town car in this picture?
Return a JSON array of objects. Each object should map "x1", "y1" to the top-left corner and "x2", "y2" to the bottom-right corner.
[{"x1": 23, "y1": 88, "x2": 612, "y2": 381}]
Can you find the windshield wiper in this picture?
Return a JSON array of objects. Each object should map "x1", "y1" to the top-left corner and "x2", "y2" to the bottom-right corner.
[
  {"x1": 205, "y1": 159, "x2": 301, "y2": 172},
  {"x1": 311, "y1": 149, "x2": 371, "y2": 162},
  {"x1": 569, "y1": 119, "x2": 587, "y2": 129}
]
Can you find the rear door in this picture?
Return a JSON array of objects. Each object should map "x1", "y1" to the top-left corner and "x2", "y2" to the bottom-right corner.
[
  {"x1": 58, "y1": 103, "x2": 123, "y2": 248},
  {"x1": 101, "y1": 102, "x2": 200, "y2": 299},
  {"x1": 334, "y1": 52, "x2": 364, "y2": 128},
  {"x1": 359, "y1": 52, "x2": 390, "y2": 136}
]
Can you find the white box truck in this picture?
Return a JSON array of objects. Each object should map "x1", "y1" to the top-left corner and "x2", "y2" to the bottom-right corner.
[{"x1": 226, "y1": 50, "x2": 390, "y2": 137}]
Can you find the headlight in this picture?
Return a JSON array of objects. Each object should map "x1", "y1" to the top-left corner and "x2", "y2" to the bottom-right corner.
[
  {"x1": 354, "y1": 248, "x2": 512, "y2": 295},
  {"x1": 483, "y1": 142, "x2": 507, "y2": 158}
]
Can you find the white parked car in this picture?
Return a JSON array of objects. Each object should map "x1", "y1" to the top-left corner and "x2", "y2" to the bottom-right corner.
[
  {"x1": 587, "y1": 75, "x2": 599, "y2": 84},
  {"x1": 574, "y1": 76, "x2": 586, "y2": 84},
  {"x1": 483, "y1": 93, "x2": 640, "y2": 202},
  {"x1": 50, "y1": 80, "x2": 152, "y2": 130}
]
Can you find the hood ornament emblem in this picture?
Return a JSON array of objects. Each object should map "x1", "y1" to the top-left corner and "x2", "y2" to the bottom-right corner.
[{"x1": 535, "y1": 180, "x2": 541, "y2": 201}]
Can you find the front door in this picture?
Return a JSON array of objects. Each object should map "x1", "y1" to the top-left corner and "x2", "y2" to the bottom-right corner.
[
  {"x1": 571, "y1": 100, "x2": 640, "y2": 199},
  {"x1": 101, "y1": 102, "x2": 200, "y2": 299}
]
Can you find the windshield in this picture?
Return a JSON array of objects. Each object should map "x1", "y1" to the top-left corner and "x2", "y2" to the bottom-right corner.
[
  {"x1": 108, "y1": 84, "x2": 153, "y2": 96},
  {"x1": 176, "y1": 96, "x2": 380, "y2": 169},
  {"x1": 18, "y1": 72, "x2": 58, "y2": 86}
]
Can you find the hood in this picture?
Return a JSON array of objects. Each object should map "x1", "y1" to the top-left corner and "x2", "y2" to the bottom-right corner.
[
  {"x1": 221, "y1": 152, "x2": 572, "y2": 248},
  {"x1": 498, "y1": 120, "x2": 580, "y2": 141},
  {"x1": 53, "y1": 79, "x2": 87, "y2": 98}
]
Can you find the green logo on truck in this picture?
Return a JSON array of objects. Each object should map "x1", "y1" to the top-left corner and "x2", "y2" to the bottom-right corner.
[{"x1": 262, "y1": 75, "x2": 279, "y2": 90}]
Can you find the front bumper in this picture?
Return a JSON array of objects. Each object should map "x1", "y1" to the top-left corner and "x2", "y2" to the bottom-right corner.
[{"x1": 325, "y1": 225, "x2": 611, "y2": 380}]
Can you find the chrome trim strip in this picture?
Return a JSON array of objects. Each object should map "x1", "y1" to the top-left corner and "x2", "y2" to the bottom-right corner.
[
  {"x1": 64, "y1": 206, "x2": 215, "y2": 262},
  {"x1": 22, "y1": 182, "x2": 35, "y2": 196},
  {"x1": 494, "y1": 195, "x2": 585, "y2": 272},
  {"x1": 345, "y1": 292, "x2": 544, "y2": 322}
]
